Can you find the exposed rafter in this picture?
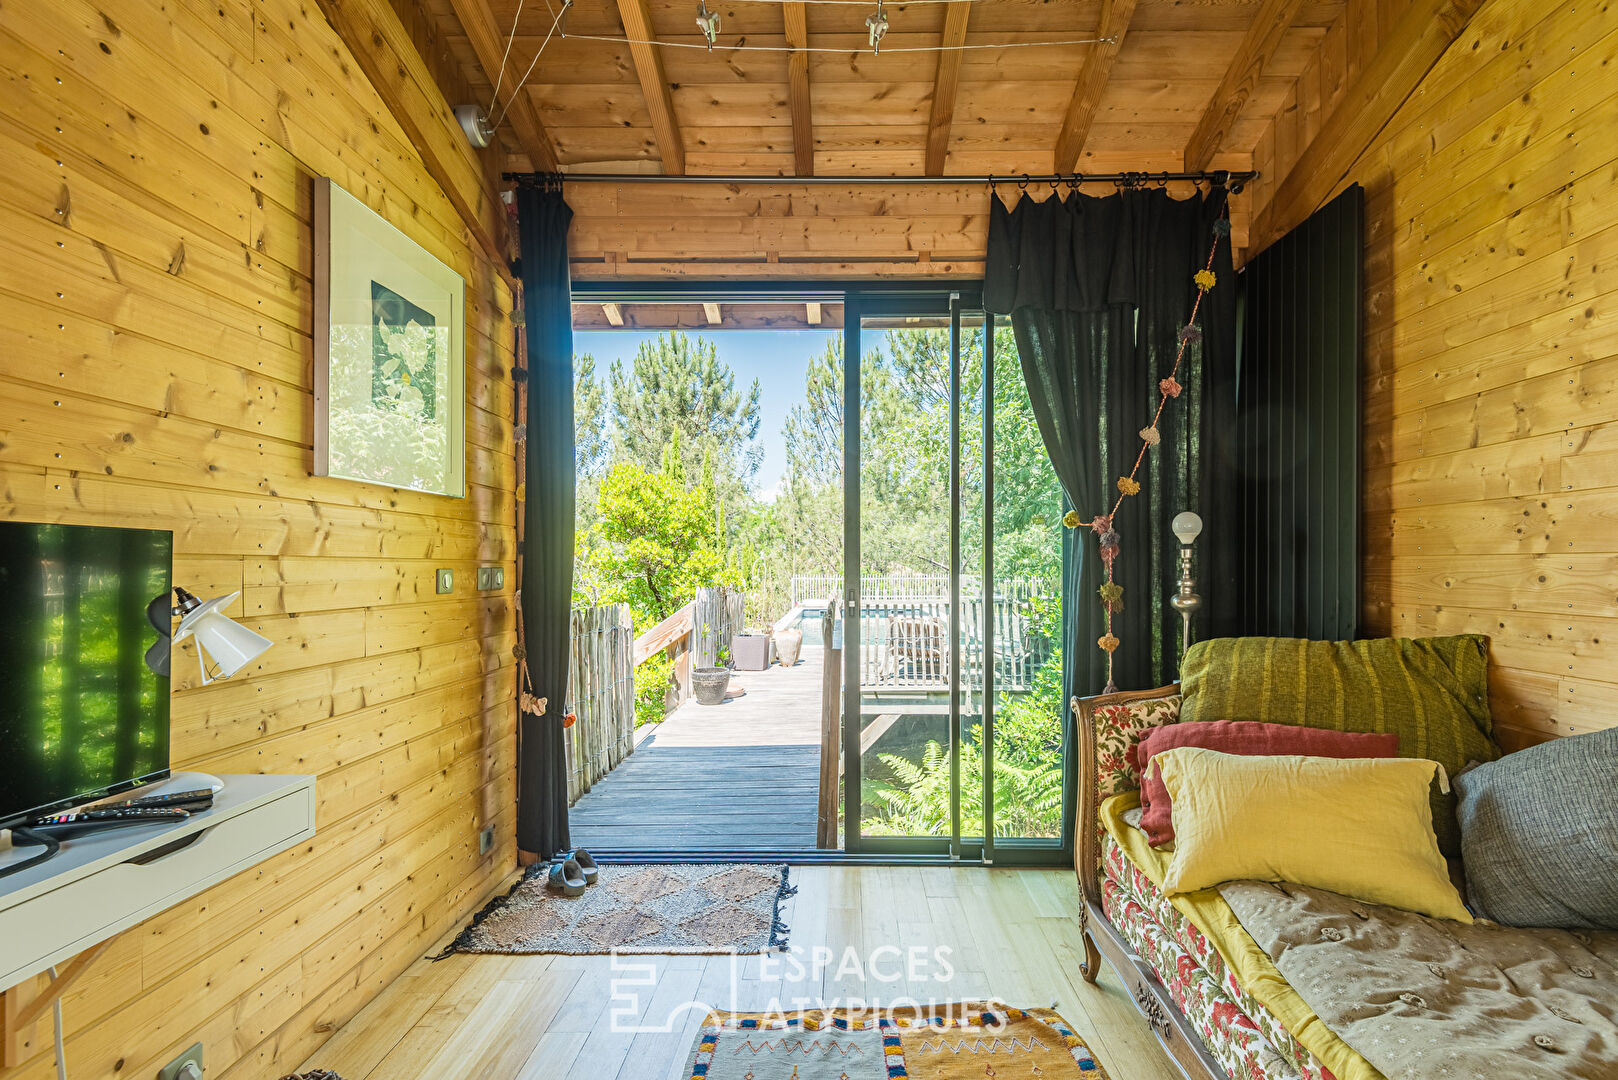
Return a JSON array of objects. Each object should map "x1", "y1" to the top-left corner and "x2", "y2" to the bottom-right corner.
[
  {"x1": 446, "y1": 0, "x2": 560, "y2": 172},
  {"x1": 782, "y1": 1, "x2": 814, "y2": 176},
  {"x1": 924, "y1": 2, "x2": 972, "y2": 176},
  {"x1": 1253, "y1": 0, "x2": 1487, "y2": 250},
  {"x1": 615, "y1": 0, "x2": 687, "y2": 175},
  {"x1": 1053, "y1": 0, "x2": 1138, "y2": 172},
  {"x1": 311, "y1": 0, "x2": 511, "y2": 279},
  {"x1": 1184, "y1": 0, "x2": 1305, "y2": 171},
  {"x1": 806, "y1": 302, "x2": 822, "y2": 326},
  {"x1": 703, "y1": 302, "x2": 723, "y2": 324},
  {"x1": 602, "y1": 302, "x2": 625, "y2": 326}
]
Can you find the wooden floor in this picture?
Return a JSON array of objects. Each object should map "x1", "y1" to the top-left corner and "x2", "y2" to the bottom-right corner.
[
  {"x1": 568, "y1": 647, "x2": 828, "y2": 853},
  {"x1": 300, "y1": 865, "x2": 1181, "y2": 1080}
]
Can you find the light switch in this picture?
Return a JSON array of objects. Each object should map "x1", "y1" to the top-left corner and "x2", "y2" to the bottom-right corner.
[{"x1": 436, "y1": 568, "x2": 454, "y2": 594}]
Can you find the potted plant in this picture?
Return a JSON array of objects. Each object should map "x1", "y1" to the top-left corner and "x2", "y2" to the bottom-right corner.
[
  {"x1": 775, "y1": 626, "x2": 804, "y2": 667},
  {"x1": 692, "y1": 664, "x2": 731, "y2": 706},
  {"x1": 731, "y1": 630, "x2": 771, "y2": 671}
]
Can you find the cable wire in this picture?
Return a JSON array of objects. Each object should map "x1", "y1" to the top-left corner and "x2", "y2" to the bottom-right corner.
[
  {"x1": 49, "y1": 965, "x2": 68, "y2": 1080},
  {"x1": 486, "y1": 0, "x2": 526, "y2": 114},
  {"x1": 557, "y1": 31, "x2": 1114, "y2": 53},
  {"x1": 491, "y1": 0, "x2": 567, "y2": 130}
]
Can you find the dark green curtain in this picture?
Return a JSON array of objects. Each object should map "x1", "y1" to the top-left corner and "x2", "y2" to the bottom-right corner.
[
  {"x1": 985, "y1": 187, "x2": 1239, "y2": 710},
  {"x1": 515, "y1": 183, "x2": 574, "y2": 859}
]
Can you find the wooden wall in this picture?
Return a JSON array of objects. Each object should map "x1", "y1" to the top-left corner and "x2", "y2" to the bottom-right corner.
[
  {"x1": 1245, "y1": 0, "x2": 1618, "y2": 751},
  {"x1": 0, "y1": 0, "x2": 518, "y2": 1076}
]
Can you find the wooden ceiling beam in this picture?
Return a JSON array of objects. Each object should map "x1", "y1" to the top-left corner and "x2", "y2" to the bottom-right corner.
[
  {"x1": 1183, "y1": 0, "x2": 1306, "y2": 172},
  {"x1": 703, "y1": 302, "x2": 723, "y2": 324},
  {"x1": 782, "y1": 2, "x2": 814, "y2": 176},
  {"x1": 1254, "y1": 0, "x2": 1487, "y2": 249},
  {"x1": 602, "y1": 302, "x2": 625, "y2": 326},
  {"x1": 310, "y1": 0, "x2": 511, "y2": 279},
  {"x1": 446, "y1": 0, "x2": 560, "y2": 172},
  {"x1": 806, "y1": 302, "x2": 822, "y2": 326},
  {"x1": 1053, "y1": 0, "x2": 1138, "y2": 173},
  {"x1": 924, "y1": 2, "x2": 972, "y2": 176},
  {"x1": 615, "y1": 0, "x2": 687, "y2": 175}
]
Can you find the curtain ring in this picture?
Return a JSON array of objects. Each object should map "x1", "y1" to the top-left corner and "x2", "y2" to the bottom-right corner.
[
  {"x1": 1067, "y1": 173, "x2": 1080, "y2": 191},
  {"x1": 1019, "y1": 174, "x2": 1030, "y2": 191},
  {"x1": 988, "y1": 173, "x2": 996, "y2": 195}
]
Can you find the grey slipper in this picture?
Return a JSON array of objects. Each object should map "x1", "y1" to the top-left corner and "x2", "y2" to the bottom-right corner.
[
  {"x1": 561, "y1": 848, "x2": 599, "y2": 886},
  {"x1": 547, "y1": 858, "x2": 586, "y2": 897}
]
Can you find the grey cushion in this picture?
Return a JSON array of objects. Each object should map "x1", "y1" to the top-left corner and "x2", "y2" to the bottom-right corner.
[{"x1": 1453, "y1": 726, "x2": 1618, "y2": 929}]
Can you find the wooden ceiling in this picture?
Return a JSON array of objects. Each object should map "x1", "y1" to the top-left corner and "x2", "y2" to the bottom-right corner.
[{"x1": 419, "y1": 0, "x2": 1350, "y2": 177}]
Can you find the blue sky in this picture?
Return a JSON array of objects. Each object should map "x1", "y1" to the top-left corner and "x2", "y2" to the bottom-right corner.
[{"x1": 575, "y1": 329, "x2": 839, "y2": 496}]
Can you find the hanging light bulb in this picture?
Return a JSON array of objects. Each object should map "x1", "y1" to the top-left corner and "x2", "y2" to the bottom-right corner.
[
  {"x1": 866, "y1": 0, "x2": 889, "y2": 54},
  {"x1": 695, "y1": 0, "x2": 720, "y2": 51}
]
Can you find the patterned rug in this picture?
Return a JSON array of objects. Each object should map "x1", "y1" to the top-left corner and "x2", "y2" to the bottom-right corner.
[
  {"x1": 441, "y1": 863, "x2": 795, "y2": 955},
  {"x1": 683, "y1": 1004, "x2": 1107, "y2": 1078}
]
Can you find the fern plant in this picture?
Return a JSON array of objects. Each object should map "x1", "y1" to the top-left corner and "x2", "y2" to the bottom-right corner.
[{"x1": 864, "y1": 737, "x2": 1063, "y2": 838}]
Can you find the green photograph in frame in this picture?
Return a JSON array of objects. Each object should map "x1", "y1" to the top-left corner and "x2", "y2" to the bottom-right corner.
[{"x1": 313, "y1": 177, "x2": 466, "y2": 497}]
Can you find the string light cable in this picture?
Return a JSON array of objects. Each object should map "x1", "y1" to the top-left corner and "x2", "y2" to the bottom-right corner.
[{"x1": 490, "y1": 0, "x2": 571, "y2": 130}]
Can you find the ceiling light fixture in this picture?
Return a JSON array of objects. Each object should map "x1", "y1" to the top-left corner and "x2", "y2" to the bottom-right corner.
[
  {"x1": 695, "y1": 0, "x2": 721, "y2": 50},
  {"x1": 866, "y1": 0, "x2": 889, "y2": 53}
]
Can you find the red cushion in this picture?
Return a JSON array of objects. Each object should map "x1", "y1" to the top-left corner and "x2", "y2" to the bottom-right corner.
[{"x1": 1131, "y1": 721, "x2": 1400, "y2": 846}]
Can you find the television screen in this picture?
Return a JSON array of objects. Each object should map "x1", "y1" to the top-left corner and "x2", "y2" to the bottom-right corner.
[{"x1": 0, "y1": 522, "x2": 173, "y2": 829}]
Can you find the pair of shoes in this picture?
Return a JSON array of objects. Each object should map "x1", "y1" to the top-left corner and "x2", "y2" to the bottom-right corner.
[{"x1": 545, "y1": 848, "x2": 599, "y2": 897}]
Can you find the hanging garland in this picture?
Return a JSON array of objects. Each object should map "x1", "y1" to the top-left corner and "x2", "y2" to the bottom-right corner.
[{"x1": 1062, "y1": 207, "x2": 1232, "y2": 693}]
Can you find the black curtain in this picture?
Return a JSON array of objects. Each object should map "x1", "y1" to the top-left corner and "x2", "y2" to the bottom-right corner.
[
  {"x1": 985, "y1": 187, "x2": 1239, "y2": 705},
  {"x1": 515, "y1": 184, "x2": 574, "y2": 859}
]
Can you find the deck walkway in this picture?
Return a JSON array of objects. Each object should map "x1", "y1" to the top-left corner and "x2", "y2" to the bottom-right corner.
[{"x1": 568, "y1": 645, "x2": 827, "y2": 854}]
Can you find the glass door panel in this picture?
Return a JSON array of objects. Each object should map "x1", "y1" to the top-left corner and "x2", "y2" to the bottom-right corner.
[
  {"x1": 988, "y1": 317, "x2": 1067, "y2": 844},
  {"x1": 850, "y1": 302, "x2": 958, "y2": 846},
  {"x1": 841, "y1": 295, "x2": 1070, "y2": 862}
]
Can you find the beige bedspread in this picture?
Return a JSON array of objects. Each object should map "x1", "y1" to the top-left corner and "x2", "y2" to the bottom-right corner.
[{"x1": 1221, "y1": 880, "x2": 1618, "y2": 1080}]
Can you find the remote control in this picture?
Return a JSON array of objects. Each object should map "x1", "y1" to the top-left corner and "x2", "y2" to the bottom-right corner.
[
  {"x1": 28, "y1": 808, "x2": 190, "y2": 839},
  {"x1": 122, "y1": 789, "x2": 217, "y2": 811}
]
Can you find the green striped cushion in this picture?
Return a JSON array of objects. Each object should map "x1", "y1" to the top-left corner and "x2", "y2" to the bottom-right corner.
[{"x1": 1179, "y1": 635, "x2": 1500, "y2": 856}]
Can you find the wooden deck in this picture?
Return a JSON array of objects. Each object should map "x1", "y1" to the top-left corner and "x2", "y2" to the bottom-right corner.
[{"x1": 567, "y1": 645, "x2": 828, "y2": 854}]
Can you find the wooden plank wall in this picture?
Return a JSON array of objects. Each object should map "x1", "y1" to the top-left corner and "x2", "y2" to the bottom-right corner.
[
  {"x1": 566, "y1": 178, "x2": 1226, "y2": 280},
  {"x1": 1246, "y1": 0, "x2": 1618, "y2": 751},
  {"x1": 0, "y1": 0, "x2": 519, "y2": 1076}
]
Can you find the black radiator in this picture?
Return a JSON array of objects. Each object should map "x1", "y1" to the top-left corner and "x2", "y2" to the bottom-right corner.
[{"x1": 1236, "y1": 184, "x2": 1363, "y2": 639}]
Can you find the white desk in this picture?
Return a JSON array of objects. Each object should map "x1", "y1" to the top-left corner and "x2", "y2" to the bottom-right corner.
[{"x1": 0, "y1": 772, "x2": 316, "y2": 992}]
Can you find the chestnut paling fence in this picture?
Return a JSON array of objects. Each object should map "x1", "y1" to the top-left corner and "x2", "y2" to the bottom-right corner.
[{"x1": 564, "y1": 586, "x2": 746, "y2": 803}]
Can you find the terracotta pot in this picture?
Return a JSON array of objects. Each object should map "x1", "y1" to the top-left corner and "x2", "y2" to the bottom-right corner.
[
  {"x1": 692, "y1": 665, "x2": 731, "y2": 706},
  {"x1": 774, "y1": 627, "x2": 804, "y2": 667}
]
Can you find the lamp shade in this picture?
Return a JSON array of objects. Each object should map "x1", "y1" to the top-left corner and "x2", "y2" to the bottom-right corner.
[
  {"x1": 1172, "y1": 511, "x2": 1204, "y2": 546},
  {"x1": 173, "y1": 592, "x2": 272, "y2": 684}
]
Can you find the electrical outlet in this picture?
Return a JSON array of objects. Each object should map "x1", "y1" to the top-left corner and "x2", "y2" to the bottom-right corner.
[
  {"x1": 479, "y1": 824, "x2": 495, "y2": 854},
  {"x1": 158, "y1": 1043, "x2": 204, "y2": 1080},
  {"x1": 435, "y1": 568, "x2": 454, "y2": 594}
]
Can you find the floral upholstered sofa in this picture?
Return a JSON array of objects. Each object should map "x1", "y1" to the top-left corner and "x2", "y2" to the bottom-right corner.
[{"x1": 1071, "y1": 635, "x2": 1618, "y2": 1080}]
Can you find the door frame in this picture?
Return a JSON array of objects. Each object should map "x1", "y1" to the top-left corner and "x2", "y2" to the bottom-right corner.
[{"x1": 569, "y1": 279, "x2": 1072, "y2": 867}]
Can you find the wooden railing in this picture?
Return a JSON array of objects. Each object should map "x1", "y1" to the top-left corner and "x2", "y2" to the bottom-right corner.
[
  {"x1": 631, "y1": 586, "x2": 747, "y2": 715},
  {"x1": 563, "y1": 602, "x2": 635, "y2": 803}
]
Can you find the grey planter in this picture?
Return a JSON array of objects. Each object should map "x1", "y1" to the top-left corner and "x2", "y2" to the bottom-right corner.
[
  {"x1": 774, "y1": 627, "x2": 804, "y2": 667},
  {"x1": 731, "y1": 633, "x2": 771, "y2": 671},
  {"x1": 692, "y1": 665, "x2": 731, "y2": 706}
]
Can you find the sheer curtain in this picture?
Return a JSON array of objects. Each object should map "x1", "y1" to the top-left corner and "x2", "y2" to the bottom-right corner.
[{"x1": 985, "y1": 186, "x2": 1239, "y2": 705}]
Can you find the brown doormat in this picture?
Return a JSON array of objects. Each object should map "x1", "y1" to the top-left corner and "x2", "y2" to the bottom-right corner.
[{"x1": 438, "y1": 863, "x2": 795, "y2": 955}]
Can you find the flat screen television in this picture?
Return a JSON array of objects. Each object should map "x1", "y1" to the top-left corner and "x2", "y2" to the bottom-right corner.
[{"x1": 0, "y1": 522, "x2": 173, "y2": 830}]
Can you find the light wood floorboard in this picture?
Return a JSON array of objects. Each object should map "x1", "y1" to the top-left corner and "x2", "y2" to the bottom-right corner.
[{"x1": 303, "y1": 866, "x2": 1180, "y2": 1080}]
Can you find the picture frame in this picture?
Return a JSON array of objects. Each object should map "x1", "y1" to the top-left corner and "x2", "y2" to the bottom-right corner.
[{"x1": 313, "y1": 177, "x2": 466, "y2": 497}]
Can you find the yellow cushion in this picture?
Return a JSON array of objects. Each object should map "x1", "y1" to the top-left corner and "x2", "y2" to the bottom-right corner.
[{"x1": 1155, "y1": 747, "x2": 1472, "y2": 922}]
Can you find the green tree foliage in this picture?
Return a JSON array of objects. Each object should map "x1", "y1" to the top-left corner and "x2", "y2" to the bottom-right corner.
[
  {"x1": 581, "y1": 459, "x2": 733, "y2": 626},
  {"x1": 608, "y1": 332, "x2": 762, "y2": 501}
]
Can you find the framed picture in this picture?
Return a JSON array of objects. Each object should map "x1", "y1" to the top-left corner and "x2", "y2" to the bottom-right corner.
[{"x1": 313, "y1": 178, "x2": 466, "y2": 497}]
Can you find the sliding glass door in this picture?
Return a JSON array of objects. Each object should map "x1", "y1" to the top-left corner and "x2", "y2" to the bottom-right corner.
[{"x1": 842, "y1": 291, "x2": 1069, "y2": 863}]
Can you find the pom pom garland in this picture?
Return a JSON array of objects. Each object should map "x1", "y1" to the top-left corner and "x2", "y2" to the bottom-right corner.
[{"x1": 1077, "y1": 205, "x2": 1230, "y2": 690}]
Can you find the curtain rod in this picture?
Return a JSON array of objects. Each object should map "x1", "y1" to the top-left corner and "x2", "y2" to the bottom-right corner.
[{"x1": 504, "y1": 170, "x2": 1257, "y2": 192}]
